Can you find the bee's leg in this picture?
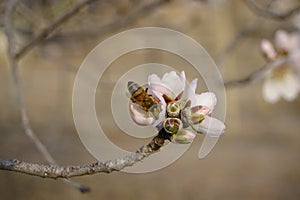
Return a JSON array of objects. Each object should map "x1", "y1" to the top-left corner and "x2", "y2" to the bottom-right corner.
[
  {"x1": 130, "y1": 97, "x2": 136, "y2": 103},
  {"x1": 149, "y1": 104, "x2": 161, "y2": 119}
]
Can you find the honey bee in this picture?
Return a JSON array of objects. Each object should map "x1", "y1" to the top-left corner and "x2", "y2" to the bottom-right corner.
[{"x1": 127, "y1": 81, "x2": 161, "y2": 118}]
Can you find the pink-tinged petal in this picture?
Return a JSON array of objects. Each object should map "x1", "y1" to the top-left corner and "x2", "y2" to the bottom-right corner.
[
  {"x1": 190, "y1": 105, "x2": 211, "y2": 116},
  {"x1": 261, "y1": 39, "x2": 277, "y2": 60},
  {"x1": 148, "y1": 74, "x2": 171, "y2": 97},
  {"x1": 194, "y1": 92, "x2": 217, "y2": 112},
  {"x1": 262, "y1": 77, "x2": 281, "y2": 103},
  {"x1": 148, "y1": 74, "x2": 166, "y2": 94},
  {"x1": 129, "y1": 103, "x2": 154, "y2": 126},
  {"x1": 148, "y1": 86, "x2": 163, "y2": 99},
  {"x1": 171, "y1": 129, "x2": 196, "y2": 144},
  {"x1": 148, "y1": 83, "x2": 174, "y2": 98},
  {"x1": 148, "y1": 71, "x2": 186, "y2": 99},
  {"x1": 187, "y1": 79, "x2": 217, "y2": 112},
  {"x1": 149, "y1": 88, "x2": 165, "y2": 105},
  {"x1": 196, "y1": 116, "x2": 225, "y2": 137},
  {"x1": 274, "y1": 30, "x2": 300, "y2": 53},
  {"x1": 280, "y1": 71, "x2": 300, "y2": 101}
]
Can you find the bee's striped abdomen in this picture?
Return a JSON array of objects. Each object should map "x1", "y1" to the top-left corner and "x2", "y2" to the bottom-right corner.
[{"x1": 128, "y1": 81, "x2": 141, "y2": 95}]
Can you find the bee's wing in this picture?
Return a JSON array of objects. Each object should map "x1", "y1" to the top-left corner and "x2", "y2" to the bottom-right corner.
[{"x1": 126, "y1": 91, "x2": 131, "y2": 99}]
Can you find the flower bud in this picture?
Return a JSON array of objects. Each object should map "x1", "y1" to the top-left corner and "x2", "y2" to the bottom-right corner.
[
  {"x1": 171, "y1": 129, "x2": 196, "y2": 144},
  {"x1": 261, "y1": 39, "x2": 277, "y2": 60},
  {"x1": 164, "y1": 117, "x2": 182, "y2": 134},
  {"x1": 181, "y1": 106, "x2": 210, "y2": 125},
  {"x1": 166, "y1": 102, "x2": 181, "y2": 118},
  {"x1": 190, "y1": 113, "x2": 205, "y2": 125},
  {"x1": 181, "y1": 107, "x2": 190, "y2": 128}
]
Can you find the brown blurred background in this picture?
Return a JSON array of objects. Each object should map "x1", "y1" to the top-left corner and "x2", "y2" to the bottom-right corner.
[{"x1": 0, "y1": 0, "x2": 300, "y2": 199}]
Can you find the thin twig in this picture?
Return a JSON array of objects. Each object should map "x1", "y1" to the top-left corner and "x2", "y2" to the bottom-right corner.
[
  {"x1": 4, "y1": 0, "x2": 89, "y2": 193},
  {"x1": 0, "y1": 132, "x2": 167, "y2": 178},
  {"x1": 17, "y1": 2, "x2": 47, "y2": 29},
  {"x1": 218, "y1": 0, "x2": 276, "y2": 69},
  {"x1": 15, "y1": 0, "x2": 169, "y2": 55},
  {"x1": 15, "y1": 0, "x2": 98, "y2": 60},
  {"x1": 244, "y1": 0, "x2": 300, "y2": 20},
  {"x1": 224, "y1": 58, "x2": 286, "y2": 87}
]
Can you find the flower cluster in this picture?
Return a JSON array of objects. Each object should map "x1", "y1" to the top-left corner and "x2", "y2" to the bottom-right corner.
[
  {"x1": 129, "y1": 71, "x2": 225, "y2": 144},
  {"x1": 261, "y1": 30, "x2": 300, "y2": 103}
]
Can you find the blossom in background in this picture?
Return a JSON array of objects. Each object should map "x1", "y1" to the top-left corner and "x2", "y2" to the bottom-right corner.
[
  {"x1": 261, "y1": 30, "x2": 300, "y2": 103},
  {"x1": 129, "y1": 71, "x2": 225, "y2": 144}
]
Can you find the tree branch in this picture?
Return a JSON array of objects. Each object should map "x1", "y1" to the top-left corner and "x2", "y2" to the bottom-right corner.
[
  {"x1": 15, "y1": 0, "x2": 169, "y2": 58},
  {"x1": 224, "y1": 58, "x2": 286, "y2": 87},
  {"x1": 244, "y1": 0, "x2": 300, "y2": 20},
  {"x1": 218, "y1": 0, "x2": 277, "y2": 69},
  {"x1": 3, "y1": 0, "x2": 170, "y2": 191},
  {"x1": 0, "y1": 133, "x2": 167, "y2": 178},
  {"x1": 15, "y1": 0, "x2": 98, "y2": 60},
  {"x1": 4, "y1": 0, "x2": 89, "y2": 193}
]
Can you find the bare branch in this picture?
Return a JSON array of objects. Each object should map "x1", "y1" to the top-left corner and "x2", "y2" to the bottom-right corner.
[
  {"x1": 2, "y1": 0, "x2": 170, "y2": 191},
  {"x1": 218, "y1": 0, "x2": 277, "y2": 69},
  {"x1": 244, "y1": 0, "x2": 300, "y2": 20},
  {"x1": 224, "y1": 58, "x2": 286, "y2": 87},
  {"x1": 17, "y1": 2, "x2": 47, "y2": 28},
  {"x1": 4, "y1": 0, "x2": 89, "y2": 193},
  {"x1": 15, "y1": 0, "x2": 98, "y2": 60},
  {"x1": 15, "y1": 0, "x2": 169, "y2": 58},
  {"x1": 0, "y1": 133, "x2": 167, "y2": 178},
  {"x1": 224, "y1": 69, "x2": 261, "y2": 87}
]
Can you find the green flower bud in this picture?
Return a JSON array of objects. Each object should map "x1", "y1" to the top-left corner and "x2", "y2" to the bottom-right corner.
[
  {"x1": 164, "y1": 117, "x2": 183, "y2": 134},
  {"x1": 171, "y1": 129, "x2": 196, "y2": 144},
  {"x1": 166, "y1": 102, "x2": 181, "y2": 118}
]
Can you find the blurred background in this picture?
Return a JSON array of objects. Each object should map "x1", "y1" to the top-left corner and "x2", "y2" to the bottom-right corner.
[{"x1": 0, "y1": 0, "x2": 300, "y2": 199}]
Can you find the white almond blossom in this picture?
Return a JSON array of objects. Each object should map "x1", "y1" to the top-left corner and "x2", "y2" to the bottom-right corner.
[
  {"x1": 185, "y1": 78, "x2": 225, "y2": 137},
  {"x1": 261, "y1": 30, "x2": 300, "y2": 103},
  {"x1": 129, "y1": 71, "x2": 225, "y2": 144}
]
